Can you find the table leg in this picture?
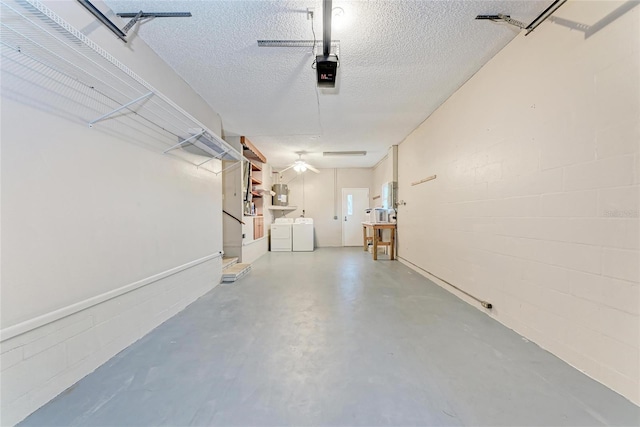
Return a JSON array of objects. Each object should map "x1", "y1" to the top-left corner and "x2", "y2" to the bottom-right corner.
[
  {"x1": 373, "y1": 228, "x2": 378, "y2": 260},
  {"x1": 363, "y1": 225, "x2": 368, "y2": 251},
  {"x1": 390, "y1": 227, "x2": 395, "y2": 260}
]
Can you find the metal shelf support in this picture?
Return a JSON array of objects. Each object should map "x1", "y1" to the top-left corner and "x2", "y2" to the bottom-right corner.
[
  {"x1": 1, "y1": 0, "x2": 243, "y2": 171},
  {"x1": 212, "y1": 160, "x2": 241, "y2": 176},
  {"x1": 88, "y1": 91, "x2": 153, "y2": 127},
  {"x1": 163, "y1": 130, "x2": 205, "y2": 154}
]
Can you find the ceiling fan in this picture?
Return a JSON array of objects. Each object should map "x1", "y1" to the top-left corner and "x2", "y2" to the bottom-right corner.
[{"x1": 279, "y1": 154, "x2": 319, "y2": 174}]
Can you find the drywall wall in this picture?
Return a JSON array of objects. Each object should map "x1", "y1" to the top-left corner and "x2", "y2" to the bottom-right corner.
[
  {"x1": 1, "y1": 0, "x2": 228, "y2": 423},
  {"x1": 397, "y1": 1, "x2": 639, "y2": 404},
  {"x1": 277, "y1": 168, "x2": 373, "y2": 247}
]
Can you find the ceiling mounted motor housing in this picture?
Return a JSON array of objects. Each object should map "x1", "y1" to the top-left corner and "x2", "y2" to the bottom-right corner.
[{"x1": 316, "y1": 54, "x2": 338, "y2": 87}]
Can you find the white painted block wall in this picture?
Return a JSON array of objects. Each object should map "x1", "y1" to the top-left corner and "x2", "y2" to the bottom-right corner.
[
  {"x1": 397, "y1": 1, "x2": 639, "y2": 404},
  {"x1": 1, "y1": 0, "x2": 228, "y2": 423},
  {"x1": 0, "y1": 258, "x2": 220, "y2": 426}
]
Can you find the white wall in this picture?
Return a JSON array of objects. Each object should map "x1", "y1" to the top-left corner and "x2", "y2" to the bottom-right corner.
[
  {"x1": 397, "y1": 1, "x2": 639, "y2": 404},
  {"x1": 372, "y1": 146, "x2": 396, "y2": 207},
  {"x1": 1, "y1": 1, "x2": 227, "y2": 423},
  {"x1": 277, "y1": 168, "x2": 372, "y2": 247}
]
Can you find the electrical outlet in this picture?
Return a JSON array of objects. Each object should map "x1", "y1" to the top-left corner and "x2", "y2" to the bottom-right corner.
[{"x1": 307, "y1": 7, "x2": 314, "y2": 20}]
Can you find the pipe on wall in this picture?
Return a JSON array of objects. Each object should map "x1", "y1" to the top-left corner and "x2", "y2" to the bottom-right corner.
[{"x1": 400, "y1": 257, "x2": 493, "y2": 310}]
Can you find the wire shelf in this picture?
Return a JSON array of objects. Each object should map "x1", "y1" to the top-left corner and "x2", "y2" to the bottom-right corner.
[{"x1": 0, "y1": 0, "x2": 241, "y2": 171}]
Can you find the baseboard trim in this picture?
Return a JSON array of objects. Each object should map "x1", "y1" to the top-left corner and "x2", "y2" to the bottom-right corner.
[{"x1": 0, "y1": 251, "x2": 223, "y2": 342}]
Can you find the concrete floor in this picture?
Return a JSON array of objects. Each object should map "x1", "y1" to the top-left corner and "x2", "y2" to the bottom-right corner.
[{"x1": 21, "y1": 248, "x2": 639, "y2": 426}]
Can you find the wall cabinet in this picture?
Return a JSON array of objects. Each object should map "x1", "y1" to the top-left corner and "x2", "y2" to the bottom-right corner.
[{"x1": 253, "y1": 216, "x2": 264, "y2": 239}]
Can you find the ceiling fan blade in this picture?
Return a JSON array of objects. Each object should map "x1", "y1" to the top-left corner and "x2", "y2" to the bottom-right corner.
[
  {"x1": 279, "y1": 164, "x2": 295, "y2": 174},
  {"x1": 306, "y1": 164, "x2": 320, "y2": 173}
]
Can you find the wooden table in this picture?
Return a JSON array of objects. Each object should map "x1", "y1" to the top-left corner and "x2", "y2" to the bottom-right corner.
[{"x1": 362, "y1": 222, "x2": 396, "y2": 260}]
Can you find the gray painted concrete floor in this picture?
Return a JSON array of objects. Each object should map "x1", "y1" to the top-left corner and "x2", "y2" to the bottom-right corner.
[{"x1": 21, "y1": 248, "x2": 639, "y2": 426}]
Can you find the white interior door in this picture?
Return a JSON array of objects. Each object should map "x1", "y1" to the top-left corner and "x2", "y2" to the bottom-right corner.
[{"x1": 342, "y1": 188, "x2": 370, "y2": 246}]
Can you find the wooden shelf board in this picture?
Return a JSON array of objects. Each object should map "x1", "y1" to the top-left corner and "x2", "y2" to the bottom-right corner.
[{"x1": 242, "y1": 136, "x2": 267, "y2": 163}]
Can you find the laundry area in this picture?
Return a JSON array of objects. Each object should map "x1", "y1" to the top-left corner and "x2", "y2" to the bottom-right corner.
[
  {"x1": 1, "y1": 0, "x2": 639, "y2": 425},
  {"x1": 269, "y1": 217, "x2": 315, "y2": 251}
]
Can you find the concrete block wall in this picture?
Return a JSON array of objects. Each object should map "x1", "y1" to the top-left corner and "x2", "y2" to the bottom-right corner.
[
  {"x1": 1, "y1": 257, "x2": 221, "y2": 426},
  {"x1": 397, "y1": 1, "x2": 639, "y2": 404},
  {"x1": 1, "y1": 0, "x2": 229, "y2": 423}
]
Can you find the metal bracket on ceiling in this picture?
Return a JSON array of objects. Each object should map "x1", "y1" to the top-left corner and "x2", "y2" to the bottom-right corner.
[
  {"x1": 257, "y1": 40, "x2": 340, "y2": 57},
  {"x1": 76, "y1": 0, "x2": 191, "y2": 43},
  {"x1": 116, "y1": 11, "x2": 192, "y2": 34},
  {"x1": 475, "y1": 0, "x2": 568, "y2": 36},
  {"x1": 475, "y1": 14, "x2": 526, "y2": 29}
]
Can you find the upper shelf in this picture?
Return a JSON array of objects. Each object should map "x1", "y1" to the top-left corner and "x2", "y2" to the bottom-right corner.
[
  {"x1": 242, "y1": 136, "x2": 267, "y2": 163},
  {"x1": 268, "y1": 206, "x2": 297, "y2": 211},
  {"x1": 0, "y1": 0, "x2": 242, "y2": 169}
]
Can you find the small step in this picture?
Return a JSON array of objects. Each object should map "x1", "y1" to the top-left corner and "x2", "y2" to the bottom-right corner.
[
  {"x1": 222, "y1": 257, "x2": 238, "y2": 269},
  {"x1": 221, "y1": 263, "x2": 251, "y2": 283}
]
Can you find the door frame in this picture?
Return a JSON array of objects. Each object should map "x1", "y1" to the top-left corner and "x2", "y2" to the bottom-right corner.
[{"x1": 341, "y1": 187, "x2": 370, "y2": 247}]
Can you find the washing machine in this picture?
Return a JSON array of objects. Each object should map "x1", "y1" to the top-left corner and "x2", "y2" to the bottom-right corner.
[
  {"x1": 292, "y1": 218, "x2": 314, "y2": 252},
  {"x1": 270, "y1": 218, "x2": 294, "y2": 252}
]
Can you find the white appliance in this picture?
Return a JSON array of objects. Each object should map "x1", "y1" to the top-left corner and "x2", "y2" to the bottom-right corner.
[
  {"x1": 366, "y1": 208, "x2": 389, "y2": 223},
  {"x1": 271, "y1": 218, "x2": 294, "y2": 252},
  {"x1": 292, "y1": 218, "x2": 314, "y2": 252}
]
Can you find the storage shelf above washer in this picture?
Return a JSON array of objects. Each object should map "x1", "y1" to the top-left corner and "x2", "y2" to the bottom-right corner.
[{"x1": 268, "y1": 206, "x2": 297, "y2": 211}]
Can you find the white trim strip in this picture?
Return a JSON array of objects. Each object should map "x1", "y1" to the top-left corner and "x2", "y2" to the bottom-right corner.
[{"x1": 0, "y1": 252, "x2": 223, "y2": 342}]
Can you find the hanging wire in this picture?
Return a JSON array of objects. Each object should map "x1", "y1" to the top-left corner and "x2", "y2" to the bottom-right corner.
[{"x1": 310, "y1": 11, "x2": 317, "y2": 69}]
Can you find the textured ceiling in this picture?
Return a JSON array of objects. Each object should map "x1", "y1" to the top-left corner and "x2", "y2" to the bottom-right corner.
[{"x1": 103, "y1": 0, "x2": 551, "y2": 169}]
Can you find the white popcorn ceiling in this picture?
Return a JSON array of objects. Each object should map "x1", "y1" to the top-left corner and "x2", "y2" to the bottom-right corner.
[{"x1": 103, "y1": 0, "x2": 551, "y2": 169}]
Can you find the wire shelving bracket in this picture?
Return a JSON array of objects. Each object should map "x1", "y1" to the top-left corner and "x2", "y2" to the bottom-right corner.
[{"x1": 1, "y1": 0, "x2": 242, "y2": 173}]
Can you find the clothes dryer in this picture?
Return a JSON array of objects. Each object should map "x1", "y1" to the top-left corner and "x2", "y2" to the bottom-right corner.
[{"x1": 292, "y1": 218, "x2": 314, "y2": 252}]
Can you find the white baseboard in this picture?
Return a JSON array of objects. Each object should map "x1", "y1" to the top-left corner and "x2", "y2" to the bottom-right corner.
[{"x1": 0, "y1": 254, "x2": 222, "y2": 426}]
